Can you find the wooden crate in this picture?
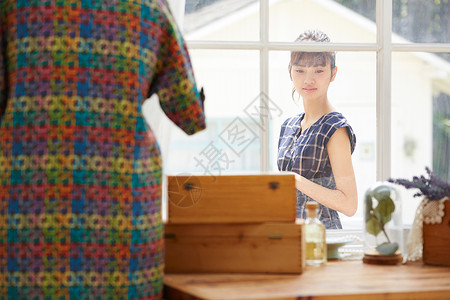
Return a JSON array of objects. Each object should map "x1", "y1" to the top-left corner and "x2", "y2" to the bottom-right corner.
[
  {"x1": 164, "y1": 222, "x2": 305, "y2": 274},
  {"x1": 423, "y1": 199, "x2": 450, "y2": 267},
  {"x1": 167, "y1": 174, "x2": 297, "y2": 224}
]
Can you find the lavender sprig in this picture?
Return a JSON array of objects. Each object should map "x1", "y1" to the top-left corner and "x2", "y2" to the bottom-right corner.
[{"x1": 388, "y1": 167, "x2": 450, "y2": 201}]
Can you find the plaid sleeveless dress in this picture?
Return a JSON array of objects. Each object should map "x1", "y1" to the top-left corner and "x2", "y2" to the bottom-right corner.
[
  {"x1": 277, "y1": 112, "x2": 356, "y2": 229},
  {"x1": 0, "y1": 1, "x2": 205, "y2": 299}
]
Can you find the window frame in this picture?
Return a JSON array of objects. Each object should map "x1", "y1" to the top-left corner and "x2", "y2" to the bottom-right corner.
[{"x1": 184, "y1": 0, "x2": 450, "y2": 182}]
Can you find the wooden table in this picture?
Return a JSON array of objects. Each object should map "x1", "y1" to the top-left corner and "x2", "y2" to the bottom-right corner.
[{"x1": 163, "y1": 260, "x2": 450, "y2": 299}]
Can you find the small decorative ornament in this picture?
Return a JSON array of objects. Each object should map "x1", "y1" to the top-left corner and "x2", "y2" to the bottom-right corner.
[
  {"x1": 388, "y1": 167, "x2": 450, "y2": 266},
  {"x1": 363, "y1": 182, "x2": 403, "y2": 265}
]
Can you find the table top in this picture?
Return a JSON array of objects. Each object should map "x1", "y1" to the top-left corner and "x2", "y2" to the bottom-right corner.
[{"x1": 164, "y1": 260, "x2": 450, "y2": 300}]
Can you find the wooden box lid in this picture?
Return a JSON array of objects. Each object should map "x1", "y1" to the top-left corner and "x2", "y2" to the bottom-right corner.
[{"x1": 167, "y1": 173, "x2": 297, "y2": 224}]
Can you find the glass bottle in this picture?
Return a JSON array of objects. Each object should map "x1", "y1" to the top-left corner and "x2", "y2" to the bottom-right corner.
[{"x1": 305, "y1": 202, "x2": 327, "y2": 266}]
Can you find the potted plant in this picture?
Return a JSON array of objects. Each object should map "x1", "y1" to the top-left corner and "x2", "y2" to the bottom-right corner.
[
  {"x1": 388, "y1": 167, "x2": 450, "y2": 266},
  {"x1": 363, "y1": 182, "x2": 403, "y2": 265}
]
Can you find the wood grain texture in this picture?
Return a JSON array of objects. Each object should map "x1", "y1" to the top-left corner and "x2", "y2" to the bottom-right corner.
[
  {"x1": 423, "y1": 199, "x2": 450, "y2": 267},
  {"x1": 165, "y1": 222, "x2": 305, "y2": 274},
  {"x1": 167, "y1": 174, "x2": 297, "y2": 224},
  {"x1": 163, "y1": 260, "x2": 450, "y2": 300}
]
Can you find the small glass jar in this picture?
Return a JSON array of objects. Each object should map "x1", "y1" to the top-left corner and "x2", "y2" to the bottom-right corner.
[
  {"x1": 305, "y1": 202, "x2": 327, "y2": 266},
  {"x1": 363, "y1": 182, "x2": 403, "y2": 264}
]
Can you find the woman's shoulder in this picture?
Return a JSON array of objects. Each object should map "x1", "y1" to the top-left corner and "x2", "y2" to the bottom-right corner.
[{"x1": 321, "y1": 112, "x2": 356, "y2": 152}]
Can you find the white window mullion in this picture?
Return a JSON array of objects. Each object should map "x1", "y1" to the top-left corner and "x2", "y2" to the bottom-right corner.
[
  {"x1": 260, "y1": 0, "x2": 270, "y2": 172},
  {"x1": 376, "y1": 0, "x2": 393, "y2": 181},
  {"x1": 187, "y1": 41, "x2": 380, "y2": 51},
  {"x1": 392, "y1": 43, "x2": 450, "y2": 52}
]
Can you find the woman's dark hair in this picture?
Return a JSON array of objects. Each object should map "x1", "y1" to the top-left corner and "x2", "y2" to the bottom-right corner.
[{"x1": 289, "y1": 29, "x2": 336, "y2": 70}]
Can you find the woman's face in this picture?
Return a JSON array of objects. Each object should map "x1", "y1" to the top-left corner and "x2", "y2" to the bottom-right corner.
[{"x1": 290, "y1": 55, "x2": 337, "y2": 102}]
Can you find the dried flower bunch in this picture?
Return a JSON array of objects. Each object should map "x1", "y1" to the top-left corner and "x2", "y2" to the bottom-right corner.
[{"x1": 388, "y1": 167, "x2": 450, "y2": 201}]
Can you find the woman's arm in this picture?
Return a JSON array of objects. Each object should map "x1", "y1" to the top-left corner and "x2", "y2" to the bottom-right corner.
[{"x1": 294, "y1": 127, "x2": 358, "y2": 216}]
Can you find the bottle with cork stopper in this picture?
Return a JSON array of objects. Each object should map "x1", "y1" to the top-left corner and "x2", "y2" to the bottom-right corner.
[{"x1": 305, "y1": 201, "x2": 327, "y2": 266}]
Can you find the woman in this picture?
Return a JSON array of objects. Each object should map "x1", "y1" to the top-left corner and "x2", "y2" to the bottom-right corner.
[{"x1": 278, "y1": 30, "x2": 357, "y2": 229}]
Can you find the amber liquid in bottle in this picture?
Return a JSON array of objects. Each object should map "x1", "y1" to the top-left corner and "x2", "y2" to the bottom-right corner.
[{"x1": 305, "y1": 202, "x2": 327, "y2": 266}]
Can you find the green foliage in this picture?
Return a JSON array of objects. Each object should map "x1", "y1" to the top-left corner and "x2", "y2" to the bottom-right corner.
[
  {"x1": 432, "y1": 93, "x2": 450, "y2": 183},
  {"x1": 365, "y1": 215, "x2": 381, "y2": 236},
  {"x1": 334, "y1": 0, "x2": 450, "y2": 61},
  {"x1": 365, "y1": 184, "x2": 397, "y2": 255},
  {"x1": 375, "y1": 196, "x2": 395, "y2": 225}
]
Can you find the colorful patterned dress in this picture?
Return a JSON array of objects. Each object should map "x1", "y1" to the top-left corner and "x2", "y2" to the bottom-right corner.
[{"x1": 0, "y1": 1, "x2": 205, "y2": 299}]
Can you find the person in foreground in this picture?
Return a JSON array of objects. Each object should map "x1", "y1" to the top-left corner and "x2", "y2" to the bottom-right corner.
[
  {"x1": 277, "y1": 30, "x2": 357, "y2": 229},
  {"x1": 0, "y1": 1, "x2": 205, "y2": 299}
]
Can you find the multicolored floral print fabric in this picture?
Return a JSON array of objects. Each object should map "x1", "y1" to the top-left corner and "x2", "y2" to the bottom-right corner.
[{"x1": 0, "y1": 0, "x2": 205, "y2": 299}]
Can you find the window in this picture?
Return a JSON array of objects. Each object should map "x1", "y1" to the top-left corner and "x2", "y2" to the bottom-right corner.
[{"x1": 148, "y1": 0, "x2": 450, "y2": 227}]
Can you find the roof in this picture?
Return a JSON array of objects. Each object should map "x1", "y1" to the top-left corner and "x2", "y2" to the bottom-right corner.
[{"x1": 184, "y1": 0, "x2": 258, "y2": 34}]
